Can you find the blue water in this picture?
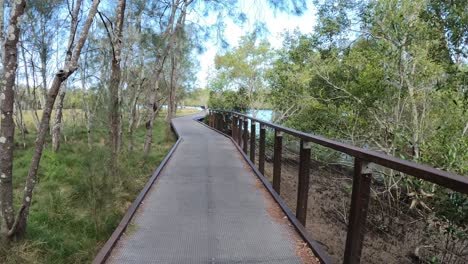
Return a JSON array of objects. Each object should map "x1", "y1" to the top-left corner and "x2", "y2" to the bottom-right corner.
[
  {"x1": 162, "y1": 105, "x2": 204, "y2": 110},
  {"x1": 247, "y1": 109, "x2": 273, "y2": 122}
]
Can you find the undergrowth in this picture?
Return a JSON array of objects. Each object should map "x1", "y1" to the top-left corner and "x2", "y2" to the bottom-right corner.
[{"x1": 0, "y1": 114, "x2": 175, "y2": 264}]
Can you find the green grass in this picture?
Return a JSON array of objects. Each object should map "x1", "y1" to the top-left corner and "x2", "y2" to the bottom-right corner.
[{"x1": 0, "y1": 110, "x2": 179, "y2": 263}]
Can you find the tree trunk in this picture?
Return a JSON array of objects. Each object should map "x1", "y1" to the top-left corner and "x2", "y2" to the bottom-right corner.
[
  {"x1": 40, "y1": 57, "x2": 47, "y2": 110},
  {"x1": 52, "y1": 86, "x2": 66, "y2": 152},
  {"x1": 108, "y1": 0, "x2": 126, "y2": 173},
  {"x1": 0, "y1": 0, "x2": 27, "y2": 242},
  {"x1": 20, "y1": 38, "x2": 41, "y2": 132},
  {"x1": 14, "y1": 86, "x2": 27, "y2": 148},
  {"x1": 166, "y1": 53, "x2": 178, "y2": 141},
  {"x1": 142, "y1": 1, "x2": 182, "y2": 158},
  {"x1": 128, "y1": 8, "x2": 144, "y2": 153},
  {"x1": 143, "y1": 70, "x2": 163, "y2": 157},
  {"x1": 136, "y1": 104, "x2": 142, "y2": 128},
  {"x1": 80, "y1": 45, "x2": 93, "y2": 148},
  {"x1": 128, "y1": 80, "x2": 143, "y2": 152}
]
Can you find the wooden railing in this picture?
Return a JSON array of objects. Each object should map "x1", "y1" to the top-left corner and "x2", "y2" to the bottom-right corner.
[{"x1": 207, "y1": 110, "x2": 468, "y2": 264}]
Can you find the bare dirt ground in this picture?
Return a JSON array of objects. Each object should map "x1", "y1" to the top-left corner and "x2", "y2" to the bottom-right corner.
[{"x1": 261, "y1": 156, "x2": 429, "y2": 263}]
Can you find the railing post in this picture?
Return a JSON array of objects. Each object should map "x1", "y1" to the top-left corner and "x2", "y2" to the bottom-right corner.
[
  {"x1": 223, "y1": 114, "x2": 226, "y2": 133},
  {"x1": 213, "y1": 112, "x2": 217, "y2": 129},
  {"x1": 232, "y1": 115, "x2": 237, "y2": 139},
  {"x1": 273, "y1": 129, "x2": 283, "y2": 194},
  {"x1": 259, "y1": 124, "x2": 266, "y2": 174},
  {"x1": 237, "y1": 117, "x2": 242, "y2": 146},
  {"x1": 220, "y1": 113, "x2": 224, "y2": 132},
  {"x1": 250, "y1": 122, "x2": 256, "y2": 164},
  {"x1": 343, "y1": 158, "x2": 372, "y2": 264},
  {"x1": 224, "y1": 114, "x2": 228, "y2": 134},
  {"x1": 296, "y1": 140, "x2": 311, "y2": 225},
  {"x1": 209, "y1": 111, "x2": 213, "y2": 127},
  {"x1": 243, "y1": 118, "x2": 248, "y2": 153}
]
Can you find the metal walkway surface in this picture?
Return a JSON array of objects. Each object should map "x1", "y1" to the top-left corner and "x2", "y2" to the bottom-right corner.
[{"x1": 107, "y1": 113, "x2": 313, "y2": 264}]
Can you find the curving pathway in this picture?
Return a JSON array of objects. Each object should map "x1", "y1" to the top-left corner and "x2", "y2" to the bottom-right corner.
[{"x1": 106, "y1": 113, "x2": 315, "y2": 264}]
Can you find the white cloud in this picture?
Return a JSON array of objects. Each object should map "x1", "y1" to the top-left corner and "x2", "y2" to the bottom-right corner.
[{"x1": 194, "y1": 0, "x2": 317, "y2": 88}]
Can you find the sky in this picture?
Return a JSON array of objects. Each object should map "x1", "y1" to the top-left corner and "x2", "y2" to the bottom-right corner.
[{"x1": 188, "y1": 0, "x2": 317, "y2": 88}]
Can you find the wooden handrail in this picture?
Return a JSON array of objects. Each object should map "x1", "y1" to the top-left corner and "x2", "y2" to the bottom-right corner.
[{"x1": 212, "y1": 110, "x2": 468, "y2": 194}]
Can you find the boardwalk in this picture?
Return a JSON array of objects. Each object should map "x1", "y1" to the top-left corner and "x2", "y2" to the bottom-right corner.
[{"x1": 107, "y1": 113, "x2": 315, "y2": 264}]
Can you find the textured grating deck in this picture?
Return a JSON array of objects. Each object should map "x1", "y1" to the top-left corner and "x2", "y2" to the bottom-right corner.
[{"x1": 106, "y1": 113, "x2": 307, "y2": 264}]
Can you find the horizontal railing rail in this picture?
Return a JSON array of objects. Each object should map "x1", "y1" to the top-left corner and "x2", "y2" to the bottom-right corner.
[{"x1": 207, "y1": 109, "x2": 468, "y2": 264}]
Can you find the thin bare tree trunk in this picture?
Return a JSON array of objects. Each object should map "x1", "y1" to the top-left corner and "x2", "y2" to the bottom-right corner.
[
  {"x1": 0, "y1": 0, "x2": 27, "y2": 242},
  {"x1": 165, "y1": 2, "x2": 188, "y2": 141},
  {"x1": 106, "y1": 0, "x2": 126, "y2": 173},
  {"x1": 136, "y1": 104, "x2": 142, "y2": 128},
  {"x1": 142, "y1": 1, "x2": 181, "y2": 158},
  {"x1": 128, "y1": 79, "x2": 143, "y2": 152},
  {"x1": 30, "y1": 56, "x2": 43, "y2": 131},
  {"x1": 13, "y1": 76, "x2": 27, "y2": 148},
  {"x1": 143, "y1": 69, "x2": 162, "y2": 157},
  {"x1": 80, "y1": 68, "x2": 93, "y2": 148},
  {"x1": 13, "y1": 99, "x2": 27, "y2": 148},
  {"x1": 40, "y1": 56, "x2": 47, "y2": 110},
  {"x1": 20, "y1": 42, "x2": 40, "y2": 131},
  {"x1": 79, "y1": 43, "x2": 93, "y2": 148},
  {"x1": 127, "y1": 7, "x2": 144, "y2": 153},
  {"x1": 52, "y1": 85, "x2": 66, "y2": 152},
  {"x1": 166, "y1": 53, "x2": 178, "y2": 141}
]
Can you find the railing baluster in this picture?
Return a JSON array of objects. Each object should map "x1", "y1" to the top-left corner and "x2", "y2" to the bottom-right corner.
[
  {"x1": 224, "y1": 114, "x2": 227, "y2": 133},
  {"x1": 218, "y1": 113, "x2": 222, "y2": 131},
  {"x1": 273, "y1": 129, "x2": 283, "y2": 194},
  {"x1": 343, "y1": 158, "x2": 372, "y2": 264},
  {"x1": 237, "y1": 117, "x2": 242, "y2": 146},
  {"x1": 243, "y1": 119, "x2": 248, "y2": 153},
  {"x1": 223, "y1": 114, "x2": 226, "y2": 133},
  {"x1": 259, "y1": 124, "x2": 266, "y2": 174},
  {"x1": 220, "y1": 113, "x2": 224, "y2": 132},
  {"x1": 232, "y1": 115, "x2": 237, "y2": 139},
  {"x1": 208, "y1": 111, "x2": 211, "y2": 127},
  {"x1": 250, "y1": 122, "x2": 256, "y2": 164},
  {"x1": 296, "y1": 140, "x2": 311, "y2": 226},
  {"x1": 210, "y1": 111, "x2": 214, "y2": 127},
  {"x1": 214, "y1": 112, "x2": 218, "y2": 129}
]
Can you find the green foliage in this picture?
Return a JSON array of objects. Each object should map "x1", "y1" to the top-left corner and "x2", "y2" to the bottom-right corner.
[
  {"x1": 1, "y1": 115, "x2": 174, "y2": 263},
  {"x1": 208, "y1": 32, "x2": 272, "y2": 111},
  {"x1": 181, "y1": 88, "x2": 209, "y2": 107},
  {"x1": 268, "y1": 0, "x2": 467, "y2": 174},
  {"x1": 262, "y1": 1, "x2": 468, "y2": 261},
  {"x1": 208, "y1": 89, "x2": 249, "y2": 111}
]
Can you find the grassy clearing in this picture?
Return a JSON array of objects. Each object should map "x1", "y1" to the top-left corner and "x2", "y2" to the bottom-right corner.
[{"x1": 0, "y1": 109, "x2": 198, "y2": 263}]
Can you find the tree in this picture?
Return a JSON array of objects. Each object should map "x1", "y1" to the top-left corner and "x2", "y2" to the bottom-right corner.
[
  {"x1": 98, "y1": 0, "x2": 127, "y2": 173},
  {"x1": 0, "y1": 0, "x2": 102, "y2": 240},
  {"x1": 0, "y1": 0, "x2": 27, "y2": 242},
  {"x1": 209, "y1": 33, "x2": 272, "y2": 116},
  {"x1": 142, "y1": 0, "x2": 192, "y2": 157}
]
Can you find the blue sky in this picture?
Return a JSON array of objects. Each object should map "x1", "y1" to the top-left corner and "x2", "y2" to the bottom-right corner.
[{"x1": 188, "y1": 0, "x2": 317, "y2": 88}]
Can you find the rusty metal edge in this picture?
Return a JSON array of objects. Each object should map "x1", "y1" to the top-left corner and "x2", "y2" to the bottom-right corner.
[
  {"x1": 92, "y1": 121, "x2": 183, "y2": 264},
  {"x1": 195, "y1": 117, "x2": 333, "y2": 264}
]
